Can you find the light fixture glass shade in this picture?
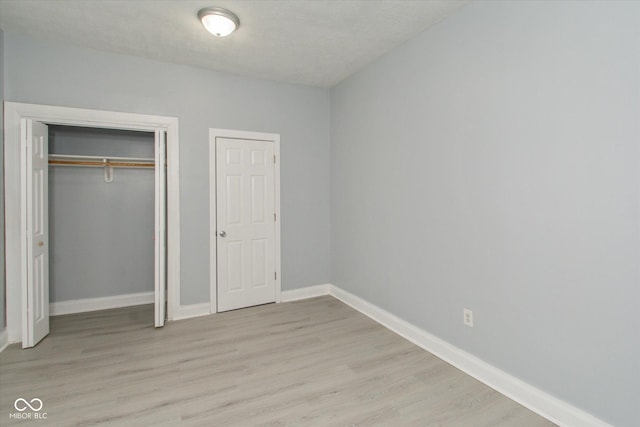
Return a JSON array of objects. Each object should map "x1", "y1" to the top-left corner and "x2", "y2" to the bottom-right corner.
[{"x1": 198, "y1": 7, "x2": 239, "y2": 37}]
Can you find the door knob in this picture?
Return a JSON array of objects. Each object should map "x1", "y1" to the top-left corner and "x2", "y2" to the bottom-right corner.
[{"x1": 219, "y1": 231, "x2": 226, "y2": 237}]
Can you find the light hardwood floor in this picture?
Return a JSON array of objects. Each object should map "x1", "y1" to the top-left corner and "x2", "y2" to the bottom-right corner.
[{"x1": 0, "y1": 296, "x2": 555, "y2": 426}]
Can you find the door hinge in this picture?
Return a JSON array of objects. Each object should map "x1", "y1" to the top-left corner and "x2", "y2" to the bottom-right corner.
[
  {"x1": 274, "y1": 155, "x2": 276, "y2": 164},
  {"x1": 275, "y1": 272, "x2": 277, "y2": 280},
  {"x1": 274, "y1": 213, "x2": 276, "y2": 222}
]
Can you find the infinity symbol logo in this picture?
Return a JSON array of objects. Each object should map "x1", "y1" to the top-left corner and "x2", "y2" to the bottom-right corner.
[{"x1": 14, "y1": 398, "x2": 43, "y2": 412}]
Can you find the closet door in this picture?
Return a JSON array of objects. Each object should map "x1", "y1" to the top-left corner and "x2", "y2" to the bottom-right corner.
[
  {"x1": 23, "y1": 119, "x2": 50, "y2": 348},
  {"x1": 154, "y1": 130, "x2": 167, "y2": 327}
]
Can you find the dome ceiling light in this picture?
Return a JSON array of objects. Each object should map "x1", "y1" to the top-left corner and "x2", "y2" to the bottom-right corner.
[{"x1": 198, "y1": 7, "x2": 240, "y2": 37}]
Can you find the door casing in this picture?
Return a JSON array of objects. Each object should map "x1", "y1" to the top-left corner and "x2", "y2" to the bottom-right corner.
[
  {"x1": 3, "y1": 102, "x2": 181, "y2": 345},
  {"x1": 208, "y1": 128, "x2": 281, "y2": 314}
]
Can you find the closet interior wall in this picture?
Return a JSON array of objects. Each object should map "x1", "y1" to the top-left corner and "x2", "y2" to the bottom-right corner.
[{"x1": 48, "y1": 125, "x2": 155, "y2": 306}]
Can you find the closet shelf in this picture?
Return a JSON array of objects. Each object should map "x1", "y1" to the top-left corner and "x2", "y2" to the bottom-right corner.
[{"x1": 48, "y1": 154, "x2": 155, "y2": 169}]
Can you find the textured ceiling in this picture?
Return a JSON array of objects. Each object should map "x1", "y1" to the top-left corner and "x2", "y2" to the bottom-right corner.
[{"x1": 0, "y1": 0, "x2": 469, "y2": 87}]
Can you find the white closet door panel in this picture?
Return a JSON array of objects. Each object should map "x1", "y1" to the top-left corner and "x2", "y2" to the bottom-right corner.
[
  {"x1": 154, "y1": 130, "x2": 166, "y2": 327},
  {"x1": 24, "y1": 119, "x2": 50, "y2": 348}
]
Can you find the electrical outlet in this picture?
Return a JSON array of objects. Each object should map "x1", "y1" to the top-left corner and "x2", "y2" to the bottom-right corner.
[{"x1": 463, "y1": 308, "x2": 474, "y2": 327}]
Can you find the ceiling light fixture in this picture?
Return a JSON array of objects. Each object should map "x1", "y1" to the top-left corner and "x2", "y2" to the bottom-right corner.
[{"x1": 198, "y1": 7, "x2": 240, "y2": 37}]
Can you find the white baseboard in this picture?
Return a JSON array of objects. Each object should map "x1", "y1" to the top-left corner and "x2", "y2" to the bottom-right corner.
[
  {"x1": 50, "y1": 292, "x2": 155, "y2": 316},
  {"x1": 0, "y1": 328, "x2": 9, "y2": 353},
  {"x1": 172, "y1": 303, "x2": 211, "y2": 321},
  {"x1": 287, "y1": 284, "x2": 610, "y2": 427},
  {"x1": 281, "y1": 284, "x2": 330, "y2": 302},
  {"x1": 171, "y1": 284, "x2": 332, "y2": 321}
]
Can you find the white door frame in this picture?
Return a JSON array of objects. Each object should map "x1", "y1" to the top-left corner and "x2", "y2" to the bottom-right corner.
[
  {"x1": 208, "y1": 128, "x2": 281, "y2": 313},
  {"x1": 4, "y1": 102, "x2": 181, "y2": 344}
]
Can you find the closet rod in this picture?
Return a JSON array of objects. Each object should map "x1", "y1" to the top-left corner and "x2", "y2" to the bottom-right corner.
[{"x1": 49, "y1": 159, "x2": 155, "y2": 168}]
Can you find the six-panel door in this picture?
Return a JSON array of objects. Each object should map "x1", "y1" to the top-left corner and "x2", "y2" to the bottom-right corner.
[
  {"x1": 25, "y1": 119, "x2": 50, "y2": 347},
  {"x1": 216, "y1": 138, "x2": 276, "y2": 312}
]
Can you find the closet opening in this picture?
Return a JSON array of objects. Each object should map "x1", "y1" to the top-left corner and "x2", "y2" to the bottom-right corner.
[
  {"x1": 4, "y1": 102, "x2": 179, "y2": 348},
  {"x1": 47, "y1": 126, "x2": 158, "y2": 330},
  {"x1": 21, "y1": 119, "x2": 167, "y2": 347}
]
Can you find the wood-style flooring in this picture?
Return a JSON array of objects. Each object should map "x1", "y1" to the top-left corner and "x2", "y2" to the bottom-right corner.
[{"x1": 0, "y1": 296, "x2": 555, "y2": 426}]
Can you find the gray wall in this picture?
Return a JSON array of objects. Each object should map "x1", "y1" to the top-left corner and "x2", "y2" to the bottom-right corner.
[
  {"x1": 330, "y1": 1, "x2": 639, "y2": 426},
  {"x1": 0, "y1": 29, "x2": 5, "y2": 330},
  {"x1": 4, "y1": 33, "x2": 331, "y2": 305},
  {"x1": 48, "y1": 126, "x2": 155, "y2": 302}
]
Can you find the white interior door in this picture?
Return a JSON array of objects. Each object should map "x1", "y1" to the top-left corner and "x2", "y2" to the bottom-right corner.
[
  {"x1": 154, "y1": 130, "x2": 166, "y2": 327},
  {"x1": 216, "y1": 138, "x2": 276, "y2": 312},
  {"x1": 23, "y1": 119, "x2": 50, "y2": 348}
]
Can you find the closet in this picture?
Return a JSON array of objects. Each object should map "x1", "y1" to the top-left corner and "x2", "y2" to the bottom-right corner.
[
  {"x1": 47, "y1": 125, "x2": 157, "y2": 324},
  {"x1": 4, "y1": 103, "x2": 176, "y2": 348}
]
